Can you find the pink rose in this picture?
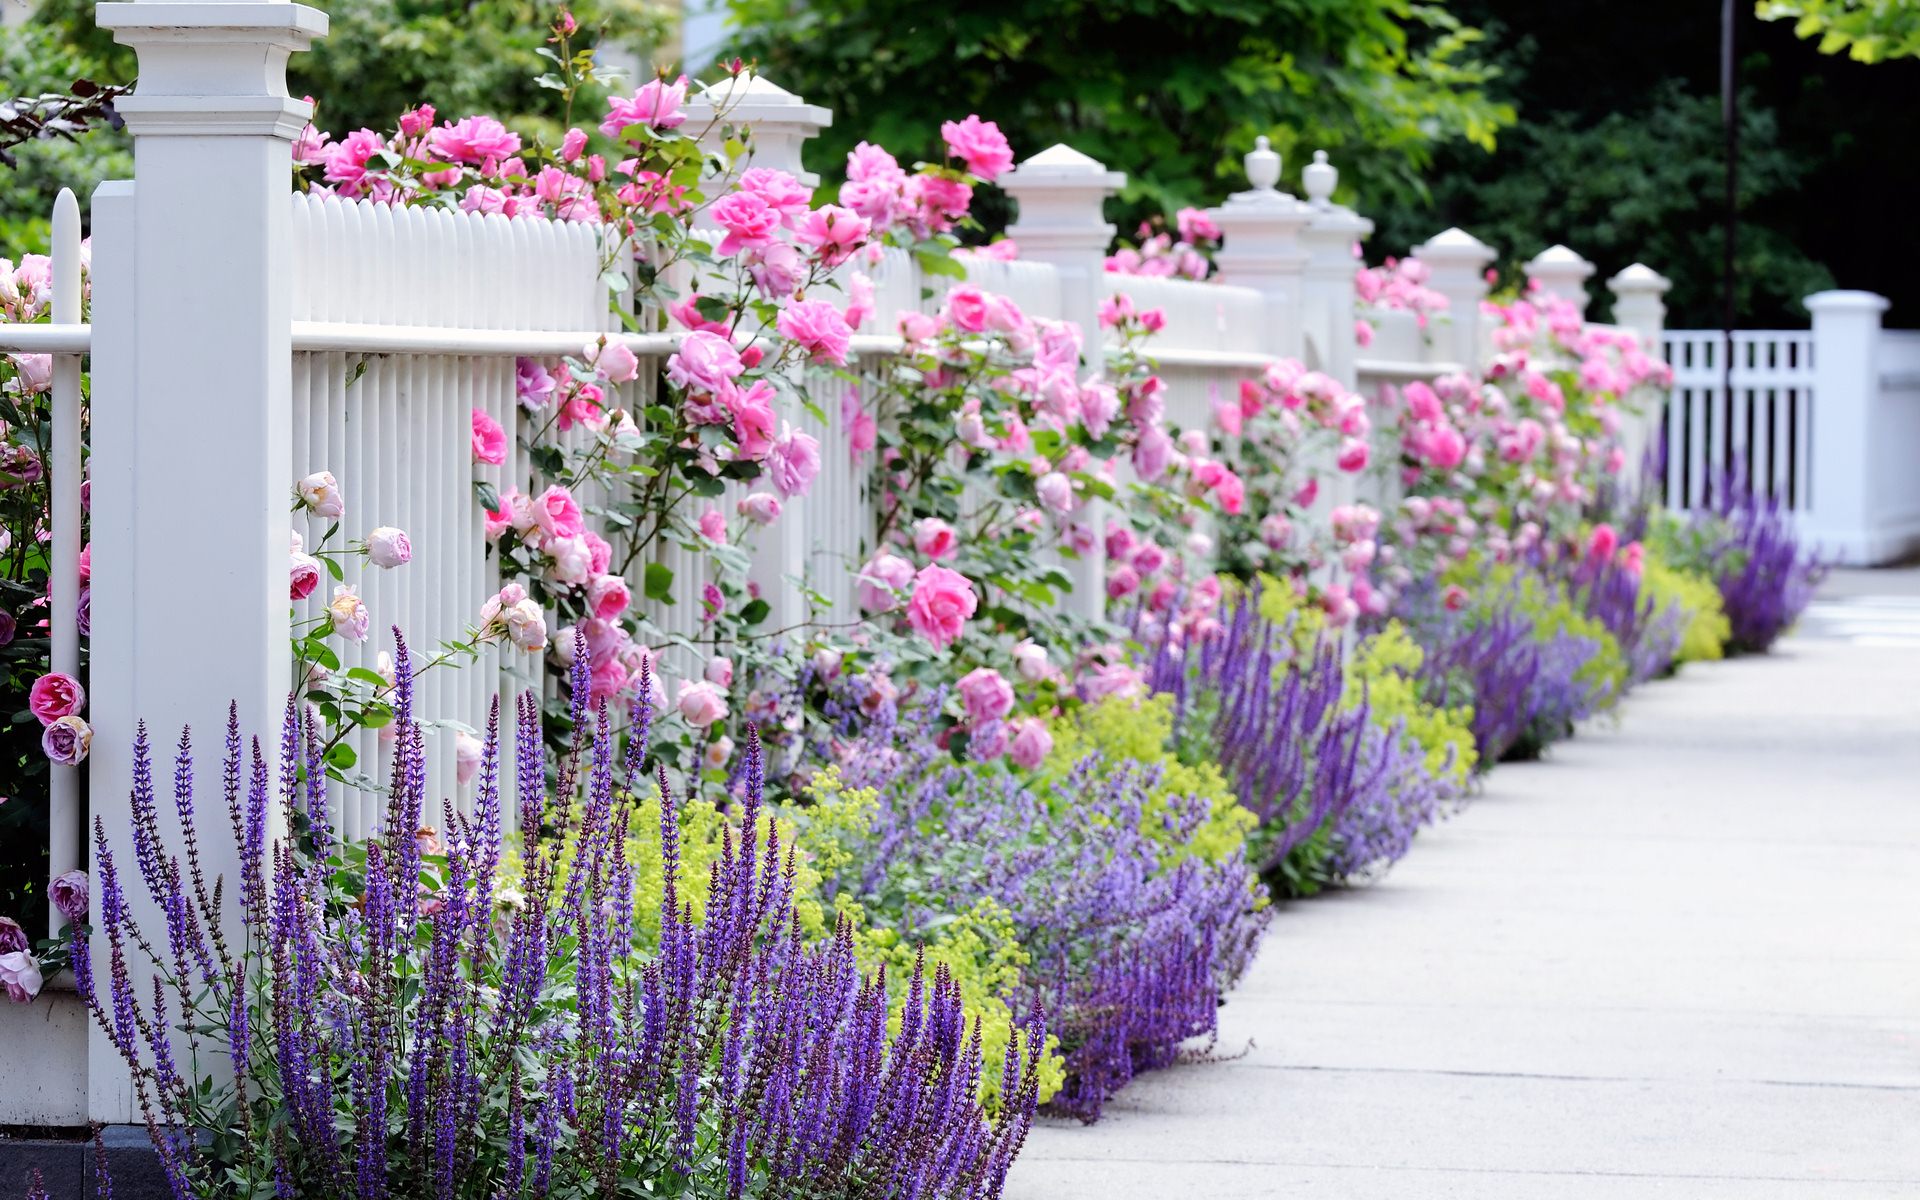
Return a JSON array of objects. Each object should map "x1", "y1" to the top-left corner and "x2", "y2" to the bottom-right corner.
[
  {"x1": 11, "y1": 354, "x2": 51, "y2": 394},
  {"x1": 587, "y1": 573, "x2": 631, "y2": 620},
  {"x1": 738, "y1": 492, "x2": 783, "y2": 525},
  {"x1": 858, "y1": 551, "x2": 916, "y2": 613},
  {"x1": 943, "y1": 285, "x2": 992, "y2": 333},
  {"x1": 1336, "y1": 437, "x2": 1371, "y2": 473},
  {"x1": 600, "y1": 75, "x2": 688, "y2": 138},
  {"x1": 676, "y1": 679, "x2": 729, "y2": 728},
  {"x1": 328, "y1": 585, "x2": 370, "y2": 642},
  {"x1": 912, "y1": 518, "x2": 959, "y2": 561},
  {"x1": 667, "y1": 330, "x2": 744, "y2": 395},
  {"x1": 727, "y1": 379, "x2": 778, "y2": 459},
  {"x1": 28, "y1": 672, "x2": 84, "y2": 725},
  {"x1": 42, "y1": 714, "x2": 91, "y2": 767},
  {"x1": 472, "y1": 407, "x2": 509, "y2": 465},
  {"x1": 0, "y1": 949, "x2": 43, "y2": 1003},
  {"x1": 49, "y1": 869, "x2": 88, "y2": 924},
  {"x1": 1035, "y1": 471, "x2": 1074, "y2": 515},
  {"x1": 797, "y1": 204, "x2": 872, "y2": 267},
  {"x1": 711, "y1": 190, "x2": 781, "y2": 257},
  {"x1": 430, "y1": 115, "x2": 521, "y2": 166},
  {"x1": 588, "y1": 337, "x2": 640, "y2": 384},
  {"x1": 1132, "y1": 427, "x2": 1175, "y2": 481},
  {"x1": 704, "y1": 655, "x2": 734, "y2": 689},
  {"x1": 516, "y1": 358, "x2": 558, "y2": 409},
  {"x1": 698, "y1": 506, "x2": 727, "y2": 543},
  {"x1": 560, "y1": 127, "x2": 588, "y2": 162},
  {"x1": 906, "y1": 564, "x2": 977, "y2": 649},
  {"x1": 776, "y1": 299, "x2": 853, "y2": 366},
  {"x1": 1012, "y1": 638, "x2": 1050, "y2": 682},
  {"x1": 1587, "y1": 523, "x2": 1619, "y2": 563},
  {"x1": 739, "y1": 167, "x2": 814, "y2": 225},
  {"x1": 533, "y1": 485, "x2": 585, "y2": 540},
  {"x1": 290, "y1": 552, "x2": 322, "y2": 600},
  {"x1": 296, "y1": 470, "x2": 345, "y2": 519},
  {"x1": 940, "y1": 115, "x2": 1014, "y2": 181},
  {"x1": 366, "y1": 526, "x2": 412, "y2": 569},
  {"x1": 958, "y1": 667, "x2": 1015, "y2": 725},
  {"x1": 456, "y1": 731, "x2": 483, "y2": 786},
  {"x1": 0, "y1": 917, "x2": 24, "y2": 954},
  {"x1": 1008, "y1": 718, "x2": 1053, "y2": 770},
  {"x1": 767, "y1": 425, "x2": 822, "y2": 498}
]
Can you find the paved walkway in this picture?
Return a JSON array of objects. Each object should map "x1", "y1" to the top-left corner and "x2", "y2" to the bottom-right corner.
[{"x1": 1008, "y1": 570, "x2": 1920, "y2": 1199}]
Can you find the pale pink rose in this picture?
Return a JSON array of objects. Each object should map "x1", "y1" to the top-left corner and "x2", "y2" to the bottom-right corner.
[
  {"x1": 738, "y1": 492, "x2": 783, "y2": 525},
  {"x1": 847, "y1": 406, "x2": 877, "y2": 457},
  {"x1": 1106, "y1": 564, "x2": 1140, "y2": 599},
  {"x1": 296, "y1": 470, "x2": 345, "y2": 519},
  {"x1": 532, "y1": 485, "x2": 585, "y2": 540},
  {"x1": 328, "y1": 585, "x2": 370, "y2": 642},
  {"x1": 906, "y1": 564, "x2": 977, "y2": 649},
  {"x1": 1079, "y1": 663, "x2": 1143, "y2": 703},
  {"x1": 455, "y1": 731, "x2": 484, "y2": 786},
  {"x1": 366, "y1": 526, "x2": 412, "y2": 569},
  {"x1": 587, "y1": 573, "x2": 631, "y2": 620},
  {"x1": 846, "y1": 271, "x2": 876, "y2": 331},
  {"x1": 704, "y1": 655, "x2": 734, "y2": 689},
  {"x1": 29, "y1": 672, "x2": 84, "y2": 725},
  {"x1": 1034, "y1": 471, "x2": 1074, "y2": 515},
  {"x1": 958, "y1": 667, "x2": 1014, "y2": 725},
  {"x1": 1008, "y1": 718, "x2": 1053, "y2": 770},
  {"x1": 898, "y1": 311, "x2": 939, "y2": 343},
  {"x1": 600, "y1": 75, "x2": 688, "y2": 137},
  {"x1": 667, "y1": 330, "x2": 744, "y2": 394},
  {"x1": 698, "y1": 506, "x2": 727, "y2": 543},
  {"x1": 472, "y1": 407, "x2": 509, "y2": 465},
  {"x1": 588, "y1": 337, "x2": 640, "y2": 384},
  {"x1": 0, "y1": 949, "x2": 43, "y2": 1003},
  {"x1": 940, "y1": 115, "x2": 1014, "y2": 180},
  {"x1": 1132, "y1": 426, "x2": 1175, "y2": 481},
  {"x1": 11, "y1": 354, "x2": 52, "y2": 393},
  {"x1": 703, "y1": 735, "x2": 735, "y2": 770},
  {"x1": 739, "y1": 167, "x2": 815, "y2": 225},
  {"x1": 767, "y1": 425, "x2": 822, "y2": 498},
  {"x1": 746, "y1": 241, "x2": 806, "y2": 298},
  {"x1": 289, "y1": 552, "x2": 322, "y2": 600},
  {"x1": 1012, "y1": 638, "x2": 1050, "y2": 682},
  {"x1": 42, "y1": 713, "x2": 90, "y2": 766},
  {"x1": 516, "y1": 357, "x2": 558, "y2": 409},
  {"x1": 776, "y1": 299, "x2": 853, "y2": 366},
  {"x1": 505, "y1": 597, "x2": 547, "y2": 651},
  {"x1": 912, "y1": 518, "x2": 959, "y2": 561},
  {"x1": 858, "y1": 551, "x2": 916, "y2": 613},
  {"x1": 545, "y1": 535, "x2": 593, "y2": 586},
  {"x1": 50, "y1": 869, "x2": 88, "y2": 923},
  {"x1": 676, "y1": 679, "x2": 729, "y2": 728}
]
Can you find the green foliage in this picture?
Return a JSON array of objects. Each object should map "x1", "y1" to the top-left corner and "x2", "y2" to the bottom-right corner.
[
  {"x1": 1644, "y1": 552, "x2": 1732, "y2": 665},
  {"x1": 1347, "y1": 622, "x2": 1478, "y2": 783},
  {"x1": 1758, "y1": 0, "x2": 1920, "y2": 61},
  {"x1": 0, "y1": 18, "x2": 131, "y2": 262},
  {"x1": 1043, "y1": 693, "x2": 1257, "y2": 868},
  {"x1": 723, "y1": 0, "x2": 1514, "y2": 227}
]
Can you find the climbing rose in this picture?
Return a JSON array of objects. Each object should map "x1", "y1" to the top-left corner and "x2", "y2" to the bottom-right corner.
[
  {"x1": 296, "y1": 470, "x2": 344, "y2": 519},
  {"x1": 49, "y1": 870, "x2": 87, "y2": 923},
  {"x1": 532, "y1": 485, "x2": 585, "y2": 540},
  {"x1": 1336, "y1": 437, "x2": 1370, "y2": 473},
  {"x1": 776, "y1": 299, "x2": 853, "y2": 366},
  {"x1": 588, "y1": 337, "x2": 640, "y2": 384},
  {"x1": 906, "y1": 564, "x2": 977, "y2": 649},
  {"x1": 796, "y1": 204, "x2": 871, "y2": 267},
  {"x1": 471, "y1": 408, "x2": 508, "y2": 465},
  {"x1": 429, "y1": 115, "x2": 521, "y2": 166},
  {"x1": 1588, "y1": 523, "x2": 1619, "y2": 563},
  {"x1": 366, "y1": 526, "x2": 412, "y2": 569},
  {"x1": 0, "y1": 949, "x2": 43, "y2": 1003},
  {"x1": 697, "y1": 506, "x2": 727, "y2": 543},
  {"x1": 944, "y1": 286, "x2": 992, "y2": 333},
  {"x1": 857, "y1": 551, "x2": 915, "y2": 613},
  {"x1": 711, "y1": 191, "x2": 781, "y2": 256},
  {"x1": 42, "y1": 714, "x2": 91, "y2": 767},
  {"x1": 28, "y1": 672, "x2": 84, "y2": 725},
  {"x1": 587, "y1": 574, "x2": 631, "y2": 620},
  {"x1": 455, "y1": 732, "x2": 483, "y2": 785},
  {"x1": 958, "y1": 667, "x2": 1015, "y2": 725},
  {"x1": 704, "y1": 655, "x2": 735, "y2": 688},
  {"x1": 290, "y1": 552, "x2": 322, "y2": 600},
  {"x1": 738, "y1": 492, "x2": 782, "y2": 525},
  {"x1": 912, "y1": 517, "x2": 959, "y2": 561},
  {"x1": 676, "y1": 679, "x2": 729, "y2": 728},
  {"x1": 1008, "y1": 718, "x2": 1053, "y2": 769},
  {"x1": 666, "y1": 330, "x2": 743, "y2": 394},
  {"x1": 767, "y1": 425, "x2": 822, "y2": 497},
  {"x1": 328, "y1": 585, "x2": 370, "y2": 642},
  {"x1": 1012, "y1": 638, "x2": 1050, "y2": 682},
  {"x1": 600, "y1": 75, "x2": 688, "y2": 137},
  {"x1": 560, "y1": 127, "x2": 588, "y2": 162},
  {"x1": 940, "y1": 115, "x2": 1014, "y2": 181}
]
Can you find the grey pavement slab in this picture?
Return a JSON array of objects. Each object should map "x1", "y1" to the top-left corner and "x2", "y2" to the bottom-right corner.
[{"x1": 1006, "y1": 576, "x2": 1920, "y2": 1198}]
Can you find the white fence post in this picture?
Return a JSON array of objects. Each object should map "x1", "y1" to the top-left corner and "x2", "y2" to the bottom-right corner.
[
  {"x1": 1002, "y1": 145, "x2": 1126, "y2": 617},
  {"x1": 1524, "y1": 244, "x2": 1596, "y2": 316},
  {"x1": 1608, "y1": 263, "x2": 1672, "y2": 487},
  {"x1": 47, "y1": 189, "x2": 83, "y2": 940},
  {"x1": 89, "y1": 0, "x2": 327, "y2": 1124},
  {"x1": 1299, "y1": 150, "x2": 1372, "y2": 389},
  {"x1": 1209, "y1": 137, "x2": 1311, "y2": 359},
  {"x1": 1413, "y1": 228, "x2": 1496, "y2": 373},
  {"x1": 1802, "y1": 290, "x2": 1890, "y2": 565}
]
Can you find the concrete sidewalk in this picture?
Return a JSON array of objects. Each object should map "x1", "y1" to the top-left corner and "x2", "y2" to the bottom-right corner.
[{"x1": 1007, "y1": 577, "x2": 1920, "y2": 1198}]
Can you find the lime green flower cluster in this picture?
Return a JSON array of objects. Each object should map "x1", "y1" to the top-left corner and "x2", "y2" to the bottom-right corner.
[
  {"x1": 1345, "y1": 622, "x2": 1478, "y2": 784},
  {"x1": 1471, "y1": 558, "x2": 1629, "y2": 705},
  {"x1": 1642, "y1": 548, "x2": 1731, "y2": 664}
]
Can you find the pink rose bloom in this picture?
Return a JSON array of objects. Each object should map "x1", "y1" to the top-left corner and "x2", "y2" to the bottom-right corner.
[
  {"x1": 545, "y1": 535, "x2": 593, "y2": 586},
  {"x1": 1035, "y1": 471, "x2": 1074, "y2": 515},
  {"x1": 797, "y1": 204, "x2": 871, "y2": 267},
  {"x1": 328, "y1": 584, "x2": 370, "y2": 642},
  {"x1": 584, "y1": 531, "x2": 614, "y2": 575},
  {"x1": 958, "y1": 666, "x2": 1015, "y2": 725},
  {"x1": 858, "y1": 551, "x2": 916, "y2": 613},
  {"x1": 455, "y1": 731, "x2": 484, "y2": 785},
  {"x1": 533, "y1": 484, "x2": 585, "y2": 540},
  {"x1": 846, "y1": 271, "x2": 876, "y2": 332},
  {"x1": 588, "y1": 337, "x2": 640, "y2": 384},
  {"x1": 296, "y1": 470, "x2": 345, "y2": 519},
  {"x1": 710, "y1": 190, "x2": 781, "y2": 257},
  {"x1": 1132, "y1": 426, "x2": 1175, "y2": 481},
  {"x1": 776, "y1": 299, "x2": 853, "y2": 366},
  {"x1": 1008, "y1": 718, "x2": 1053, "y2": 770},
  {"x1": 907, "y1": 173, "x2": 973, "y2": 225},
  {"x1": 943, "y1": 285, "x2": 992, "y2": 334},
  {"x1": 28, "y1": 672, "x2": 84, "y2": 725},
  {"x1": 1011, "y1": 638, "x2": 1050, "y2": 682},
  {"x1": 323, "y1": 128, "x2": 385, "y2": 189},
  {"x1": 739, "y1": 167, "x2": 815, "y2": 225},
  {"x1": 1260, "y1": 513, "x2": 1292, "y2": 551},
  {"x1": 42, "y1": 713, "x2": 91, "y2": 767},
  {"x1": 907, "y1": 564, "x2": 977, "y2": 649},
  {"x1": 727, "y1": 379, "x2": 778, "y2": 459},
  {"x1": 1176, "y1": 206, "x2": 1221, "y2": 244},
  {"x1": 581, "y1": 573, "x2": 628, "y2": 621},
  {"x1": 1079, "y1": 664, "x2": 1144, "y2": 703},
  {"x1": 367, "y1": 526, "x2": 412, "y2": 569},
  {"x1": 1587, "y1": 523, "x2": 1619, "y2": 563},
  {"x1": 676, "y1": 679, "x2": 729, "y2": 728},
  {"x1": 847, "y1": 141, "x2": 905, "y2": 183},
  {"x1": 698, "y1": 506, "x2": 727, "y2": 543},
  {"x1": 560, "y1": 127, "x2": 588, "y2": 162},
  {"x1": 0, "y1": 949, "x2": 43, "y2": 1003},
  {"x1": 940, "y1": 115, "x2": 1014, "y2": 181},
  {"x1": 50, "y1": 869, "x2": 87, "y2": 923},
  {"x1": 11, "y1": 354, "x2": 51, "y2": 394},
  {"x1": 847, "y1": 406, "x2": 877, "y2": 457},
  {"x1": 1106, "y1": 564, "x2": 1141, "y2": 600},
  {"x1": 600, "y1": 75, "x2": 688, "y2": 138},
  {"x1": 290, "y1": 552, "x2": 322, "y2": 600},
  {"x1": 667, "y1": 330, "x2": 744, "y2": 395},
  {"x1": 430, "y1": 115, "x2": 521, "y2": 166},
  {"x1": 767, "y1": 425, "x2": 822, "y2": 498},
  {"x1": 0, "y1": 917, "x2": 24, "y2": 954},
  {"x1": 1443, "y1": 584, "x2": 1469, "y2": 612},
  {"x1": 747, "y1": 241, "x2": 806, "y2": 298},
  {"x1": 912, "y1": 518, "x2": 959, "y2": 561},
  {"x1": 472, "y1": 407, "x2": 509, "y2": 465},
  {"x1": 738, "y1": 492, "x2": 783, "y2": 526},
  {"x1": 1336, "y1": 437, "x2": 1370, "y2": 473},
  {"x1": 704, "y1": 655, "x2": 735, "y2": 690}
]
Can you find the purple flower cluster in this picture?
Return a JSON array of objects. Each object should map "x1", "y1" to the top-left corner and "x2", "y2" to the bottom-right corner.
[
  {"x1": 81, "y1": 633, "x2": 1044, "y2": 1199},
  {"x1": 1549, "y1": 547, "x2": 1686, "y2": 686},
  {"x1": 832, "y1": 703, "x2": 1270, "y2": 1123},
  {"x1": 1701, "y1": 478, "x2": 1825, "y2": 653},
  {"x1": 1318, "y1": 717, "x2": 1457, "y2": 884}
]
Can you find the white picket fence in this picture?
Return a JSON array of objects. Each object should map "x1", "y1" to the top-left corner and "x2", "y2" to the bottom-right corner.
[
  {"x1": 1665, "y1": 293, "x2": 1920, "y2": 565},
  {"x1": 0, "y1": 2, "x2": 1680, "y2": 1129}
]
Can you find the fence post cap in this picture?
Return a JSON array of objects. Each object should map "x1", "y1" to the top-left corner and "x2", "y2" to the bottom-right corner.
[
  {"x1": 1524, "y1": 243, "x2": 1595, "y2": 278},
  {"x1": 1415, "y1": 226, "x2": 1496, "y2": 265},
  {"x1": 95, "y1": 1, "x2": 327, "y2": 138},
  {"x1": 687, "y1": 73, "x2": 832, "y2": 127},
  {"x1": 1608, "y1": 262, "x2": 1671, "y2": 294},
  {"x1": 1002, "y1": 143, "x2": 1127, "y2": 190},
  {"x1": 1804, "y1": 289, "x2": 1890, "y2": 314},
  {"x1": 1302, "y1": 149, "x2": 1339, "y2": 208}
]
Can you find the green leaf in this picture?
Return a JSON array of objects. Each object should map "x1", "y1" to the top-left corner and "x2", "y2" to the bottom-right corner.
[
  {"x1": 345, "y1": 667, "x2": 388, "y2": 686},
  {"x1": 474, "y1": 479, "x2": 500, "y2": 513},
  {"x1": 644, "y1": 562, "x2": 675, "y2": 602},
  {"x1": 739, "y1": 598, "x2": 771, "y2": 625},
  {"x1": 325, "y1": 743, "x2": 357, "y2": 770}
]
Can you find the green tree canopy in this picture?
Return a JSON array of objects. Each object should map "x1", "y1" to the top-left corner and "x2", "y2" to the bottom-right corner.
[
  {"x1": 723, "y1": 0, "x2": 1515, "y2": 230},
  {"x1": 1757, "y1": 0, "x2": 1920, "y2": 62}
]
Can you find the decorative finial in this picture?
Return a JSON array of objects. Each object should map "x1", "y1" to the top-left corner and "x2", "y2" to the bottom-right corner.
[
  {"x1": 1303, "y1": 149, "x2": 1337, "y2": 209},
  {"x1": 1244, "y1": 136, "x2": 1281, "y2": 193}
]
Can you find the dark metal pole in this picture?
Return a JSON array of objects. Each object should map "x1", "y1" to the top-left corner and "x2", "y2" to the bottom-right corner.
[{"x1": 1721, "y1": 0, "x2": 1739, "y2": 499}]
